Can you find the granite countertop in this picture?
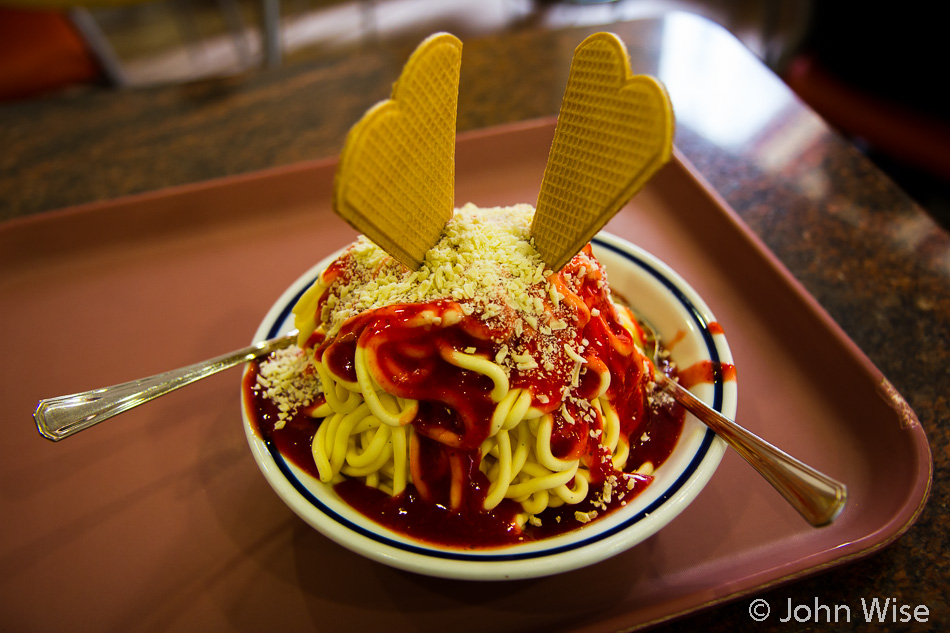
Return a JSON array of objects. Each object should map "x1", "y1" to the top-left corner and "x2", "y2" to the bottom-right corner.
[{"x1": 1, "y1": 12, "x2": 946, "y2": 632}]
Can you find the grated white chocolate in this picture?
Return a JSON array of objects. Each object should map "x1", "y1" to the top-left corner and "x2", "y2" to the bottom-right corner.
[{"x1": 314, "y1": 204, "x2": 556, "y2": 339}]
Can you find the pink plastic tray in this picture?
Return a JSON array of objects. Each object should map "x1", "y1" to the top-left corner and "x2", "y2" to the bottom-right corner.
[{"x1": 0, "y1": 119, "x2": 931, "y2": 632}]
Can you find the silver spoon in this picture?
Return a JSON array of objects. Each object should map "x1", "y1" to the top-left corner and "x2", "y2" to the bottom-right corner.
[
  {"x1": 639, "y1": 320, "x2": 847, "y2": 526},
  {"x1": 34, "y1": 332, "x2": 297, "y2": 442}
]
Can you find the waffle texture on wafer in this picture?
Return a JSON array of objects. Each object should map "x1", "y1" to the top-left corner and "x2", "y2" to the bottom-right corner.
[
  {"x1": 332, "y1": 32, "x2": 462, "y2": 269},
  {"x1": 531, "y1": 32, "x2": 674, "y2": 270}
]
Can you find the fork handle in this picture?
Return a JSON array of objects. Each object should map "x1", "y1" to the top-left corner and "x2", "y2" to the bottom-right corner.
[
  {"x1": 34, "y1": 333, "x2": 297, "y2": 441},
  {"x1": 657, "y1": 373, "x2": 847, "y2": 526}
]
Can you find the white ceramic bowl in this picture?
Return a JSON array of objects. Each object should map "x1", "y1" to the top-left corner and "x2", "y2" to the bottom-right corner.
[{"x1": 242, "y1": 232, "x2": 735, "y2": 580}]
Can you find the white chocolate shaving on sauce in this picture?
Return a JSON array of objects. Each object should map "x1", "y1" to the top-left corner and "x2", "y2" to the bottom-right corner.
[
  {"x1": 291, "y1": 203, "x2": 620, "y2": 407},
  {"x1": 317, "y1": 203, "x2": 556, "y2": 338}
]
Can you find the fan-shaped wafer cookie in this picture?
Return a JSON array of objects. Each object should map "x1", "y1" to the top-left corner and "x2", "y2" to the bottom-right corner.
[
  {"x1": 332, "y1": 32, "x2": 462, "y2": 269},
  {"x1": 531, "y1": 32, "x2": 674, "y2": 271}
]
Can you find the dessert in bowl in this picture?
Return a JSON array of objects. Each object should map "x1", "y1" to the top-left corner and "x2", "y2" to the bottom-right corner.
[{"x1": 241, "y1": 204, "x2": 735, "y2": 580}]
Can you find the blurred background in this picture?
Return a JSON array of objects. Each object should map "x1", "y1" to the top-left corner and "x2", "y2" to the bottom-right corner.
[{"x1": 2, "y1": 0, "x2": 947, "y2": 229}]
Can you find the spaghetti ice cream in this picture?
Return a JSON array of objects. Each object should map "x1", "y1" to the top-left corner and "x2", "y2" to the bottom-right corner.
[{"x1": 245, "y1": 204, "x2": 684, "y2": 546}]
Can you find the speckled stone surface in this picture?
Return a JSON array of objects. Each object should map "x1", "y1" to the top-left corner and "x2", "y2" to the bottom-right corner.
[{"x1": 2, "y1": 13, "x2": 946, "y2": 632}]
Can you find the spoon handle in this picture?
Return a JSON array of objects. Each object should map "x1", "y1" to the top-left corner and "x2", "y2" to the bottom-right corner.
[
  {"x1": 34, "y1": 333, "x2": 297, "y2": 442},
  {"x1": 657, "y1": 373, "x2": 847, "y2": 526}
]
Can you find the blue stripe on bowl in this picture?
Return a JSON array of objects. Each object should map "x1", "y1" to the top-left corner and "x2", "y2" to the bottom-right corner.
[{"x1": 258, "y1": 236, "x2": 724, "y2": 562}]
